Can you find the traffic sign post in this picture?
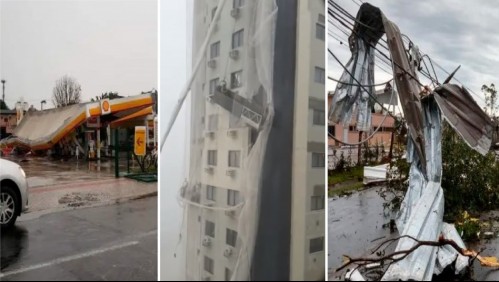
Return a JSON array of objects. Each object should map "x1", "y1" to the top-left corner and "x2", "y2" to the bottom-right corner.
[{"x1": 134, "y1": 126, "x2": 146, "y2": 156}]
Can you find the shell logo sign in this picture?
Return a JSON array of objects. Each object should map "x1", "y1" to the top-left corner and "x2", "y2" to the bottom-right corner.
[{"x1": 101, "y1": 99, "x2": 111, "y2": 115}]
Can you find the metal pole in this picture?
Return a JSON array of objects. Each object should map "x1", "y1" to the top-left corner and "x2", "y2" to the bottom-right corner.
[
  {"x1": 114, "y1": 128, "x2": 119, "y2": 178},
  {"x1": 160, "y1": 0, "x2": 227, "y2": 151},
  {"x1": 1, "y1": 80, "x2": 5, "y2": 104},
  {"x1": 127, "y1": 130, "x2": 130, "y2": 174},
  {"x1": 96, "y1": 128, "x2": 101, "y2": 160}
]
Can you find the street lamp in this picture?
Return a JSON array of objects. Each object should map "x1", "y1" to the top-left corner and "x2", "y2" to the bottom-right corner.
[
  {"x1": 41, "y1": 100, "x2": 46, "y2": 110},
  {"x1": 1, "y1": 79, "x2": 5, "y2": 104}
]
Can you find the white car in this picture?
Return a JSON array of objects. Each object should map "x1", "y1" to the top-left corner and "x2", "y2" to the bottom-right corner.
[{"x1": 0, "y1": 158, "x2": 29, "y2": 228}]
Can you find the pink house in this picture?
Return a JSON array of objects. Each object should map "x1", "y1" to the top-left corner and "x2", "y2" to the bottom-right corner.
[{"x1": 328, "y1": 91, "x2": 395, "y2": 148}]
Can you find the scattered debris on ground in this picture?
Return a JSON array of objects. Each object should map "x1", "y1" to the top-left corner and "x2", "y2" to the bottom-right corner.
[{"x1": 59, "y1": 192, "x2": 101, "y2": 207}]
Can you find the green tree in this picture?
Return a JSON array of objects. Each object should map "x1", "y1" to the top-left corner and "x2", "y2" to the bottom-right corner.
[
  {"x1": 382, "y1": 121, "x2": 499, "y2": 221},
  {"x1": 441, "y1": 123, "x2": 499, "y2": 220},
  {"x1": 91, "y1": 92, "x2": 123, "y2": 102},
  {"x1": 0, "y1": 99, "x2": 9, "y2": 110}
]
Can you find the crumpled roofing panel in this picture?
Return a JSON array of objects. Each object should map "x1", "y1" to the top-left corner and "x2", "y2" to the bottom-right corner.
[
  {"x1": 1, "y1": 94, "x2": 153, "y2": 150},
  {"x1": 382, "y1": 14, "x2": 427, "y2": 176},
  {"x1": 329, "y1": 3, "x2": 383, "y2": 132},
  {"x1": 330, "y1": 3, "x2": 493, "y2": 281},
  {"x1": 434, "y1": 84, "x2": 493, "y2": 155}
]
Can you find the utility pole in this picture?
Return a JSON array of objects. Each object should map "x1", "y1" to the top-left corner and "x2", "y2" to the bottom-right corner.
[{"x1": 1, "y1": 79, "x2": 5, "y2": 104}]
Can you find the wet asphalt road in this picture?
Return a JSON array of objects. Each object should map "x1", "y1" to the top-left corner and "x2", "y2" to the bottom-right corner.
[
  {"x1": 328, "y1": 187, "x2": 397, "y2": 280},
  {"x1": 328, "y1": 187, "x2": 499, "y2": 281},
  {"x1": 0, "y1": 197, "x2": 157, "y2": 281}
]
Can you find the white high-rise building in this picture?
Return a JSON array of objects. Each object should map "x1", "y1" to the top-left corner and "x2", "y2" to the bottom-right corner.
[{"x1": 184, "y1": 0, "x2": 325, "y2": 280}]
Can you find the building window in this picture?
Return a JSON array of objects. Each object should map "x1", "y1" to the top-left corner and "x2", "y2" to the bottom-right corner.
[
  {"x1": 349, "y1": 126, "x2": 357, "y2": 132},
  {"x1": 313, "y1": 109, "x2": 325, "y2": 125},
  {"x1": 204, "y1": 256, "x2": 214, "y2": 274},
  {"x1": 232, "y1": 29, "x2": 244, "y2": 49},
  {"x1": 312, "y1": 153, "x2": 325, "y2": 168},
  {"x1": 312, "y1": 185, "x2": 325, "y2": 211},
  {"x1": 227, "y1": 189, "x2": 240, "y2": 206},
  {"x1": 309, "y1": 237, "x2": 324, "y2": 254},
  {"x1": 314, "y1": 67, "x2": 325, "y2": 84},
  {"x1": 233, "y1": 0, "x2": 244, "y2": 8},
  {"x1": 205, "y1": 220, "x2": 215, "y2": 238},
  {"x1": 208, "y1": 150, "x2": 217, "y2": 166},
  {"x1": 311, "y1": 195, "x2": 324, "y2": 211},
  {"x1": 316, "y1": 23, "x2": 325, "y2": 41},
  {"x1": 228, "y1": 150, "x2": 241, "y2": 168},
  {"x1": 328, "y1": 125, "x2": 335, "y2": 137},
  {"x1": 226, "y1": 228, "x2": 238, "y2": 247},
  {"x1": 210, "y1": 41, "x2": 220, "y2": 59},
  {"x1": 230, "y1": 70, "x2": 243, "y2": 89},
  {"x1": 209, "y1": 78, "x2": 219, "y2": 95},
  {"x1": 207, "y1": 185, "x2": 216, "y2": 201},
  {"x1": 318, "y1": 14, "x2": 325, "y2": 24},
  {"x1": 225, "y1": 268, "x2": 232, "y2": 281},
  {"x1": 208, "y1": 114, "x2": 218, "y2": 131}
]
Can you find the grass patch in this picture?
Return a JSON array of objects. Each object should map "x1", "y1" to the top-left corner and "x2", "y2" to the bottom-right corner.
[
  {"x1": 329, "y1": 166, "x2": 364, "y2": 185},
  {"x1": 329, "y1": 182, "x2": 364, "y2": 197}
]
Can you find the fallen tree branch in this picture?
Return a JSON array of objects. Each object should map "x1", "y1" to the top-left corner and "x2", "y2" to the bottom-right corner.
[{"x1": 337, "y1": 235, "x2": 499, "y2": 273}]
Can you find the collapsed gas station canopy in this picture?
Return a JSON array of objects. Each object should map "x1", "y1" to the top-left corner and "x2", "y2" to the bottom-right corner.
[{"x1": 0, "y1": 94, "x2": 154, "y2": 150}]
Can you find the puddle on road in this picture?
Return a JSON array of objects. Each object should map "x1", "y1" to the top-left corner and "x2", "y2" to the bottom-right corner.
[{"x1": 3, "y1": 156, "x2": 116, "y2": 188}]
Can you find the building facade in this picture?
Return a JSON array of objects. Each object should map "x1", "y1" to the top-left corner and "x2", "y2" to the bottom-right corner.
[
  {"x1": 0, "y1": 109, "x2": 17, "y2": 139},
  {"x1": 185, "y1": 0, "x2": 325, "y2": 280},
  {"x1": 328, "y1": 90, "x2": 396, "y2": 170}
]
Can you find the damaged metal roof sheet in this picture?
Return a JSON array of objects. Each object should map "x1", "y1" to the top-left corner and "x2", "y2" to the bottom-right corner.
[
  {"x1": 330, "y1": 2, "x2": 494, "y2": 281},
  {"x1": 434, "y1": 84, "x2": 494, "y2": 155}
]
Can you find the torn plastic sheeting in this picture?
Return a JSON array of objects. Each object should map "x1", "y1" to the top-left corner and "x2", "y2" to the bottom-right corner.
[{"x1": 180, "y1": 0, "x2": 277, "y2": 280}]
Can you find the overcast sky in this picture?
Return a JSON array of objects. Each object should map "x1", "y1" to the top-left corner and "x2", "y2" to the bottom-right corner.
[
  {"x1": 328, "y1": 0, "x2": 497, "y2": 108},
  {"x1": 0, "y1": 0, "x2": 157, "y2": 109}
]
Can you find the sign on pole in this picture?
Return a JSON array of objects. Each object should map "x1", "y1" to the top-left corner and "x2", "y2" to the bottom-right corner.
[{"x1": 134, "y1": 126, "x2": 146, "y2": 156}]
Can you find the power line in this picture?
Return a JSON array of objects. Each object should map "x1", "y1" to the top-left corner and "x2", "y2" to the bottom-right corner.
[
  {"x1": 330, "y1": 0, "x2": 486, "y2": 103},
  {"x1": 329, "y1": 3, "x2": 459, "y2": 90},
  {"x1": 329, "y1": 1, "x2": 443, "y2": 86},
  {"x1": 328, "y1": 25, "x2": 394, "y2": 76},
  {"x1": 328, "y1": 19, "x2": 395, "y2": 76},
  {"x1": 328, "y1": 76, "x2": 393, "y2": 87},
  {"x1": 329, "y1": 49, "x2": 396, "y2": 119}
]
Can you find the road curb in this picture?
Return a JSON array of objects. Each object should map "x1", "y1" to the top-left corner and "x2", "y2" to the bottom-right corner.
[{"x1": 19, "y1": 191, "x2": 158, "y2": 222}]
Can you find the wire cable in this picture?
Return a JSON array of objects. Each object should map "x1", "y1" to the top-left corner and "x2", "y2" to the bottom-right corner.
[
  {"x1": 328, "y1": 76, "x2": 393, "y2": 87},
  {"x1": 329, "y1": 49, "x2": 396, "y2": 119},
  {"x1": 329, "y1": 71, "x2": 396, "y2": 146},
  {"x1": 330, "y1": 0, "x2": 486, "y2": 103}
]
